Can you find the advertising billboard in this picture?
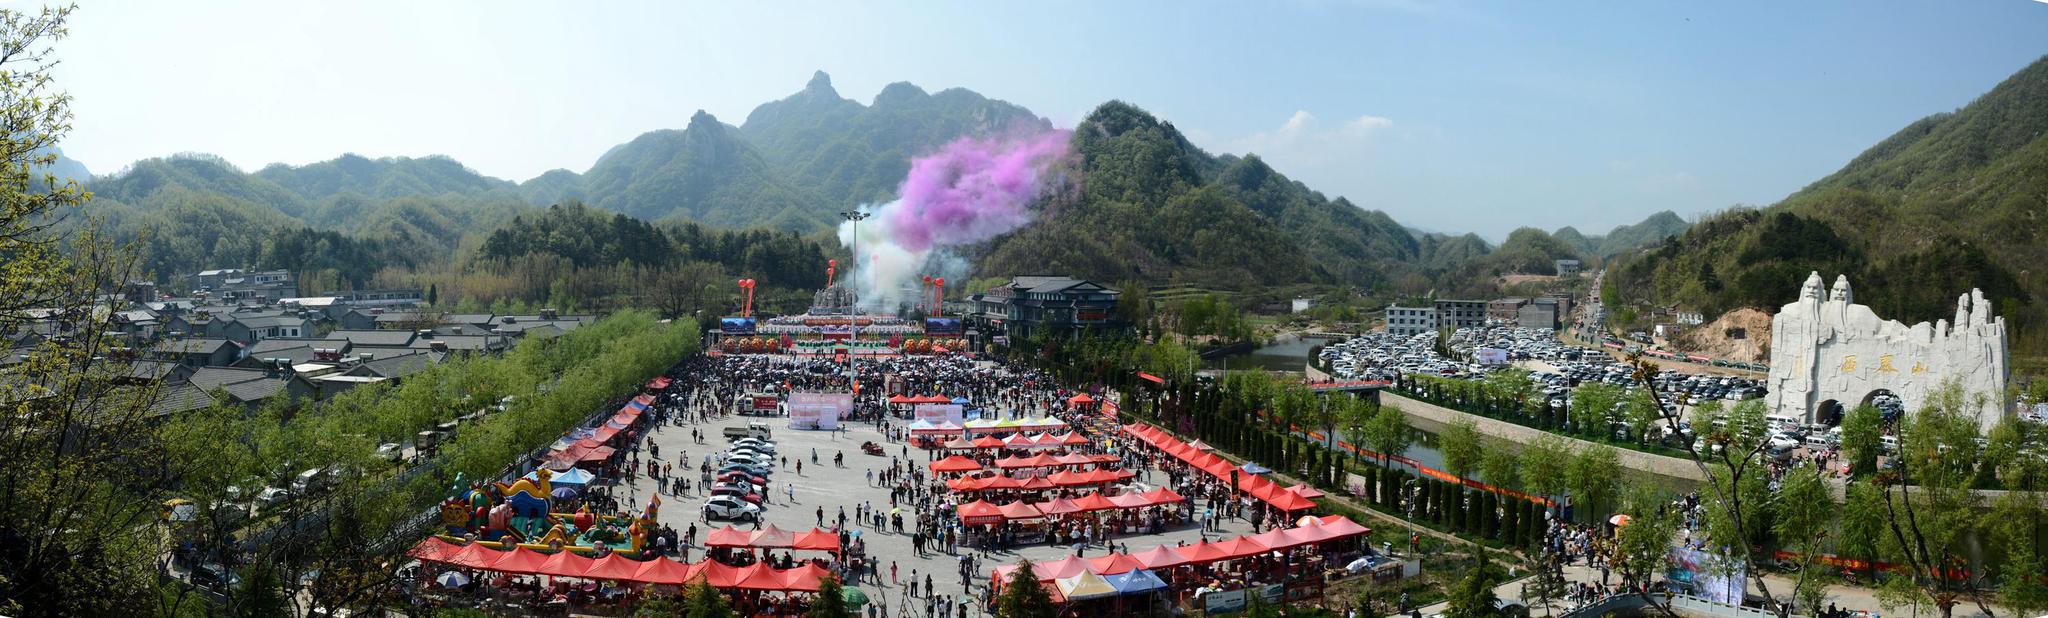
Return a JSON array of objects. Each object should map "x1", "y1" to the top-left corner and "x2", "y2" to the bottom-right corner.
[
  {"x1": 1474, "y1": 347, "x2": 1509, "y2": 365},
  {"x1": 913, "y1": 403, "x2": 964, "y2": 424},
  {"x1": 720, "y1": 317, "x2": 757, "y2": 334},
  {"x1": 1666, "y1": 548, "x2": 1746, "y2": 605},
  {"x1": 924, "y1": 317, "x2": 964, "y2": 335}
]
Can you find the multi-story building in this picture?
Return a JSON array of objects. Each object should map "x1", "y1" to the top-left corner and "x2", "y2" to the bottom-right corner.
[
  {"x1": 966, "y1": 276, "x2": 1121, "y2": 342},
  {"x1": 1488, "y1": 298, "x2": 1529, "y2": 322},
  {"x1": 1554, "y1": 259, "x2": 1583, "y2": 277},
  {"x1": 1434, "y1": 299, "x2": 1488, "y2": 330},
  {"x1": 1518, "y1": 299, "x2": 1562, "y2": 330},
  {"x1": 1385, "y1": 305, "x2": 1436, "y2": 337}
]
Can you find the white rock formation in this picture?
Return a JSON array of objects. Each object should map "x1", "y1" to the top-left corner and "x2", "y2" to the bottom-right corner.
[{"x1": 1766, "y1": 272, "x2": 2009, "y2": 432}]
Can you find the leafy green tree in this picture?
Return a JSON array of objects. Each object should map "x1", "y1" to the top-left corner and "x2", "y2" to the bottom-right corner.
[
  {"x1": 1871, "y1": 380, "x2": 1991, "y2": 618},
  {"x1": 1440, "y1": 418, "x2": 1482, "y2": 480},
  {"x1": 1567, "y1": 383, "x2": 1622, "y2": 433},
  {"x1": 682, "y1": 580, "x2": 735, "y2": 618},
  {"x1": 1363, "y1": 404, "x2": 1414, "y2": 467},
  {"x1": 1612, "y1": 487, "x2": 1681, "y2": 599},
  {"x1": 1837, "y1": 480, "x2": 1888, "y2": 580},
  {"x1": 1986, "y1": 491, "x2": 2048, "y2": 618},
  {"x1": 1480, "y1": 447, "x2": 1520, "y2": 491},
  {"x1": 995, "y1": 559, "x2": 1058, "y2": 618},
  {"x1": 808, "y1": 575, "x2": 852, "y2": 618},
  {"x1": 1840, "y1": 404, "x2": 1882, "y2": 477},
  {"x1": 1521, "y1": 435, "x2": 1571, "y2": 513},
  {"x1": 1565, "y1": 445, "x2": 1620, "y2": 521},
  {"x1": 1772, "y1": 463, "x2": 1836, "y2": 614}
]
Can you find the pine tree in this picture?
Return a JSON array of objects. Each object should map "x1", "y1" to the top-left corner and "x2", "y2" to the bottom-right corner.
[
  {"x1": 683, "y1": 580, "x2": 735, "y2": 618},
  {"x1": 995, "y1": 559, "x2": 1058, "y2": 618}
]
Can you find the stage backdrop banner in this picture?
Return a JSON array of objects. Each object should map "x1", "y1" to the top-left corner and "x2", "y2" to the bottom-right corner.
[{"x1": 913, "y1": 403, "x2": 963, "y2": 424}]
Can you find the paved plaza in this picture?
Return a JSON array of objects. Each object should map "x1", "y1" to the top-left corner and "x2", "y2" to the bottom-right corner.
[{"x1": 608, "y1": 406, "x2": 1264, "y2": 617}]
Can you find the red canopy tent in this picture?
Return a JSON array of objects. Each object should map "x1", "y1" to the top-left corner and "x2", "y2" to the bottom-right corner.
[
  {"x1": 887, "y1": 394, "x2": 915, "y2": 404},
  {"x1": 1066, "y1": 393, "x2": 1095, "y2": 406},
  {"x1": 442, "y1": 542, "x2": 503, "y2": 570},
  {"x1": 536, "y1": 549, "x2": 595, "y2": 578},
  {"x1": 929, "y1": 455, "x2": 983, "y2": 473},
  {"x1": 1071, "y1": 494, "x2": 1116, "y2": 512},
  {"x1": 705, "y1": 525, "x2": 755, "y2": 548},
  {"x1": 488, "y1": 547, "x2": 552, "y2": 575},
  {"x1": 408, "y1": 537, "x2": 461, "y2": 563},
  {"x1": 996, "y1": 454, "x2": 1060, "y2": 469},
  {"x1": 1052, "y1": 432, "x2": 1089, "y2": 446},
  {"x1": 969, "y1": 436, "x2": 1005, "y2": 449},
  {"x1": 941, "y1": 438, "x2": 976, "y2": 450},
  {"x1": 1303, "y1": 514, "x2": 1371, "y2": 538},
  {"x1": 633, "y1": 557, "x2": 698, "y2": 585},
  {"x1": 1248, "y1": 527, "x2": 1316, "y2": 551},
  {"x1": 1211, "y1": 537, "x2": 1271, "y2": 560},
  {"x1": 1086, "y1": 553, "x2": 1145, "y2": 575},
  {"x1": 1173, "y1": 540, "x2": 1233, "y2": 564},
  {"x1": 1286, "y1": 483, "x2": 1327, "y2": 499},
  {"x1": 793, "y1": 529, "x2": 842, "y2": 552},
  {"x1": 646, "y1": 376, "x2": 672, "y2": 390},
  {"x1": 1140, "y1": 487, "x2": 1186, "y2": 504},
  {"x1": 996, "y1": 500, "x2": 1045, "y2": 521},
  {"x1": 1128, "y1": 545, "x2": 1190, "y2": 570},
  {"x1": 700, "y1": 562, "x2": 750, "y2": 588},
  {"x1": 750, "y1": 524, "x2": 796, "y2": 548},
  {"x1": 583, "y1": 554, "x2": 645, "y2": 581},
  {"x1": 1107, "y1": 492, "x2": 1154, "y2": 509},
  {"x1": 778, "y1": 563, "x2": 832, "y2": 592},
  {"x1": 575, "y1": 446, "x2": 617, "y2": 463},
  {"x1": 1052, "y1": 453, "x2": 1098, "y2": 466},
  {"x1": 735, "y1": 563, "x2": 795, "y2": 590},
  {"x1": 956, "y1": 500, "x2": 1004, "y2": 525},
  {"x1": 1035, "y1": 498, "x2": 1085, "y2": 516}
]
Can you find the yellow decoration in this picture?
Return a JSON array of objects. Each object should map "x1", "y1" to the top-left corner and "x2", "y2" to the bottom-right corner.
[
  {"x1": 1839, "y1": 355, "x2": 1858, "y2": 373},
  {"x1": 1877, "y1": 355, "x2": 1898, "y2": 373},
  {"x1": 1911, "y1": 361, "x2": 1928, "y2": 374}
]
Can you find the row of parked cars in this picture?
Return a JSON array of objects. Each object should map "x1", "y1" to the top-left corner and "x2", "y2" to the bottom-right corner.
[{"x1": 703, "y1": 426, "x2": 776, "y2": 522}]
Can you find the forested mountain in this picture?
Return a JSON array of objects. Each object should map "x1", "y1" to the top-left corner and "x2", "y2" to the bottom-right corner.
[
  {"x1": 742, "y1": 72, "x2": 1051, "y2": 208},
  {"x1": 1552, "y1": 210, "x2": 1690, "y2": 258},
  {"x1": 254, "y1": 153, "x2": 517, "y2": 201},
  {"x1": 974, "y1": 101, "x2": 1420, "y2": 290},
  {"x1": 1609, "y1": 55, "x2": 2047, "y2": 356}
]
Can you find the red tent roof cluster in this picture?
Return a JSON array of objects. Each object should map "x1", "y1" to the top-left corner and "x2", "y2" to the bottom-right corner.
[
  {"x1": 700, "y1": 524, "x2": 841, "y2": 552},
  {"x1": 988, "y1": 515, "x2": 1369, "y2": 581},
  {"x1": 1122, "y1": 423, "x2": 1318, "y2": 512},
  {"x1": 945, "y1": 468, "x2": 1134, "y2": 492},
  {"x1": 406, "y1": 538, "x2": 831, "y2": 591},
  {"x1": 952, "y1": 488, "x2": 1184, "y2": 523}
]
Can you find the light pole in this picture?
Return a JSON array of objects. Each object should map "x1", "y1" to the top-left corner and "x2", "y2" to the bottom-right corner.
[{"x1": 839, "y1": 211, "x2": 869, "y2": 392}]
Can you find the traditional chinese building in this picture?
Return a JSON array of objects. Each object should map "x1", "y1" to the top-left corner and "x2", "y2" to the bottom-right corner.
[{"x1": 1766, "y1": 272, "x2": 2009, "y2": 431}]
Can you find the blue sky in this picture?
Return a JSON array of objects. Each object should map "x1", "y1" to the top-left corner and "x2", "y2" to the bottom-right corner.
[{"x1": 51, "y1": 0, "x2": 2048, "y2": 238}]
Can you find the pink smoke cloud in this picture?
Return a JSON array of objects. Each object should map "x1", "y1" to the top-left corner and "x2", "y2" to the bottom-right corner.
[{"x1": 882, "y1": 129, "x2": 1072, "y2": 253}]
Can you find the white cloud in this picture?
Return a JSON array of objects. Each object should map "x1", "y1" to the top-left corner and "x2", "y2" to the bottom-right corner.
[{"x1": 1220, "y1": 110, "x2": 1393, "y2": 163}]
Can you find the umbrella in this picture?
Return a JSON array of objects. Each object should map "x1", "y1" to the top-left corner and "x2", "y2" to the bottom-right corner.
[
  {"x1": 842, "y1": 587, "x2": 870, "y2": 607},
  {"x1": 1610, "y1": 514, "x2": 1634, "y2": 527},
  {"x1": 551, "y1": 486, "x2": 579, "y2": 500},
  {"x1": 1239, "y1": 462, "x2": 1272, "y2": 475},
  {"x1": 435, "y1": 571, "x2": 471, "y2": 587}
]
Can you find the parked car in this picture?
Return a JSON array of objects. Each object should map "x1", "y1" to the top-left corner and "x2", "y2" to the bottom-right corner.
[
  {"x1": 189, "y1": 563, "x2": 242, "y2": 593},
  {"x1": 375, "y1": 443, "x2": 405, "y2": 462},
  {"x1": 703, "y1": 497, "x2": 761, "y2": 521},
  {"x1": 255, "y1": 486, "x2": 292, "y2": 508},
  {"x1": 710, "y1": 484, "x2": 763, "y2": 503}
]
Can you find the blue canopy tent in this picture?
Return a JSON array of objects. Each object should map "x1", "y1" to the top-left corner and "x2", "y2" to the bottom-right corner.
[
  {"x1": 1105, "y1": 569, "x2": 1168, "y2": 595},
  {"x1": 527, "y1": 467, "x2": 594, "y2": 486},
  {"x1": 951, "y1": 396, "x2": 970, "y2": 405}
]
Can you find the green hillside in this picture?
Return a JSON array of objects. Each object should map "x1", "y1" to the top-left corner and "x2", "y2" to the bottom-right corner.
[
  {"x1": 1553, "y1": 210, "x2": 1691, "y2": 258},
  {"x1": 1610, "y1": 55, "x2": 2048, "y2": 358},
  {"x1": 975, "y1": 101, "x2": 1418, "y2": 291}
]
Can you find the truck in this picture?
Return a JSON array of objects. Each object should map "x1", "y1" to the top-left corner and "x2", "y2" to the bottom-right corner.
[{"x1": 723, "y1": 422, "x2": 773, "y2": 442}]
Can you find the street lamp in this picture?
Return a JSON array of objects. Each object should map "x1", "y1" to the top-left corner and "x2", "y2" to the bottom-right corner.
[{"x1": 839, "y1": 211, "x2": 869, "y2": 391}]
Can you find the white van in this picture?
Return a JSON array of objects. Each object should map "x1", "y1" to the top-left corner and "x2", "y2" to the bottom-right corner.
[{"x1": 1764, "y1": 414, "x2": 1802, "y2": 430}]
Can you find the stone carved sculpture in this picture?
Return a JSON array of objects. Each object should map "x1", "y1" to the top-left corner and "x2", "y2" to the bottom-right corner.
[{"x1": 1767, "y1": 272, "x2": 2008, "y2": 432}]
